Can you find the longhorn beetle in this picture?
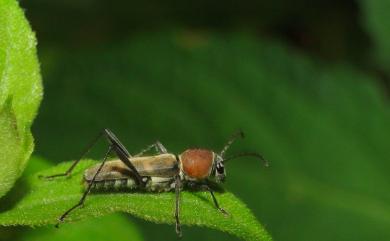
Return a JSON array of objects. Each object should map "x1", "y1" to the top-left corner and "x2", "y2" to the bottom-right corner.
[{"x1": 40, "y1": 129, "x2": 268, "y2": 237}]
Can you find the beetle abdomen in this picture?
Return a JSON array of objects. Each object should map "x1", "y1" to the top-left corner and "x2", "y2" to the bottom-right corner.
[
  {"x1": 145, "y1": 177, "x2": 176, "y2": 192},
  {"x1": 87, "y1": 178, "x2": 137, "y2": 190},
  {"x1": 86, "y1": 176, "x2": 175, "y2": 192}
]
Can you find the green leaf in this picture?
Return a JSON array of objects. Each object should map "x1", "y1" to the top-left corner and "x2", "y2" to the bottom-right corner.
[
  {"x1": 0, "y1": 101, "x2": 23, "y2": 198},
  {"x1": 0, "y1": 159, "x2": 143, "y2": 241},
  {"x1": 22, "y1": 214, "x2": 143, "y2": 241},
  {"x1": 0, "y1": 160, "x2": 272, "y2": 241},
  {"x1": 0, "y1": 0, "x2": 43, "y2": 198}
]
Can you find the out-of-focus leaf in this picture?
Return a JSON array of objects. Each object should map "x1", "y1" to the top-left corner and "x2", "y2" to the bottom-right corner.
[
  {"x1": 33, "y1": 32, "x2": 390, "y2": 241},
  {"x1": 0, "y1": 160, "x2": 272, "y2": 241},
  {"x1": 360, "y1": 0, "x2": 390, "y2": 70},
  {"x1": 22, "y1": 214, "x2": 142, "y2": 241},
  {"x1": 0, "y1": 0, "x2": 43, "y2": 198}
]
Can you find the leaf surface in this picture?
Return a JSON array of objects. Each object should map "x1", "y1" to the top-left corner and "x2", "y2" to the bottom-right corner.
[
  {"x1": 0, "y1": 160, "x2": 272, "y2": 241},
  {"x1": 22, "y1": 214, "x2": 143, "y2": 241}
]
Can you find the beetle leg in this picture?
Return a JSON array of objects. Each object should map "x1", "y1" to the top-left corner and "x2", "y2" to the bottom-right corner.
[
  {"x1": 104, "y1": 129, "x2": 146, "y2": 186},
  {"x1": 39, "y1": 129, "x2": 146, "y2": 186},
  {"x1": 134, "y1": 140, "x2": 168, "y2": 157},
  {"x1": 55, "y1": 145, "x2": 113, "y2": 227},
  {"x1": 156, "y1": 141, "x2": 168, "y2": 154},
  {"x1": 202, "y1": 185, "x2": 229, "y2": 216},
  {"x1": 39, "y1": 129, "x2": 107, "y2": 179},
  {"x1": 174, "y1": 174, "x2": 182, "y2": 237},
  {"x1": 103, "y1": 129, "x2": 132, "y2": 157},
  {"x1": 110, "y1": 144, "x2": 146, "y2": 187}
]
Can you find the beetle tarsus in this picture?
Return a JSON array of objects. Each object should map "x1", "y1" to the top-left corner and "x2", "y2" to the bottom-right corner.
[
  {"x1": 38, "y1": 173, "x2": 70, "y2": 180},
  {"x1": 54, "y1": 221, "x2": 61, "y2": 228},
  {"x1": 176, "y1": 222, "x2": 182, "y2": 238},
  {"x1": 38, "y1": 174, "x2": 50, "y2": 180},
  {"x1": 219, "y1": 207, "x2": 230, "y2": 217}
]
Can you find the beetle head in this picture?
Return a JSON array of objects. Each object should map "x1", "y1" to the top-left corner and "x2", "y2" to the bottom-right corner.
[{"x1": 180, "y1": 130, "x2": 268, "y2": 183}]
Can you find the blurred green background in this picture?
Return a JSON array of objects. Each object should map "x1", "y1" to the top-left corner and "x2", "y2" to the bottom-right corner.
[{"x1": 4, "y1": 0, "x2": 390, "y2": 241}]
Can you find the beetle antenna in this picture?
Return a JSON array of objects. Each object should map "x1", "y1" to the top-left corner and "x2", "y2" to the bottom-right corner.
[
  {"x1": 220, "y1": 130, "x2": 245, "y2": 157},
  {"x1": 223, "y1": 152, "x2": 269, "y2": 167}
]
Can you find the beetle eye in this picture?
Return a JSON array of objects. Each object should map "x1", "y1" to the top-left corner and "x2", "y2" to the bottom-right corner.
[{"x1": 216, "y1": 162, "x2": 224, "y2": 174}]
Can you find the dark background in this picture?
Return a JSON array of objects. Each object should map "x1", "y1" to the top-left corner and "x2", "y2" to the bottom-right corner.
[{"x1": 10, "y1": 0, "x2": 390, "y2": 240}]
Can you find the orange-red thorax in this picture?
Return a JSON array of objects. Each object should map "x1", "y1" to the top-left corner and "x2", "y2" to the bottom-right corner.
[{"x1": 180, "y1": 149, "x2": 214, "y2": 180}]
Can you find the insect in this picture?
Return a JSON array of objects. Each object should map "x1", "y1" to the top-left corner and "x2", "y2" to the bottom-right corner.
[{"x1": 40, "y1": 129, "x2": 268, "y2": 236}]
